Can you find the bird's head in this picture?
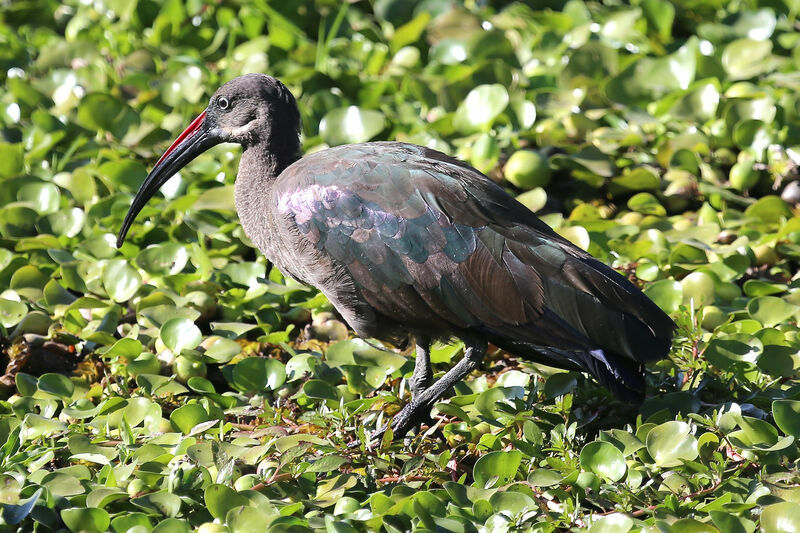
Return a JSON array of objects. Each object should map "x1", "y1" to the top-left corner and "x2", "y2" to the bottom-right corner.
[{"x1": 117, "y1": 74, "x2": 300, "y2": 247}]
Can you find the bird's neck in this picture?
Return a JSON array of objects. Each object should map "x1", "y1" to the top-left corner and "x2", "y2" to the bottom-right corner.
[{"x1": 235, "y1": 141, "x2": 300, "y2": 253}]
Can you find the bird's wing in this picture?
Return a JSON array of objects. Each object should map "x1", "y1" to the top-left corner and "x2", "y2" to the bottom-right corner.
[{"x1": 274, "y1": 142, "x2": 674, "y2": 363}]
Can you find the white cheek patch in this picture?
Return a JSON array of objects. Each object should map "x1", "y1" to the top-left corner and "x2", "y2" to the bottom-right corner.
[{"x1": 222, "y1": 122, "x2": 255, "y2": 137}]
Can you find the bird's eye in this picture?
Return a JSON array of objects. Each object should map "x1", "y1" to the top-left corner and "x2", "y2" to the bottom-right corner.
[{"x1": 217, "y1": 96, "x2": 230, "y2": 110}]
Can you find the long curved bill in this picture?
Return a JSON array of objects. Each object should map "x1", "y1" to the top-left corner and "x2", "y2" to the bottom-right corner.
[{"x1": 117, "y1": 110, "x2": 217, "y2": 247}]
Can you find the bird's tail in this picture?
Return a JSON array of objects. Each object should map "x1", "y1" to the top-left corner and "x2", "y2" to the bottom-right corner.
[{"x1": 489, "y1": 340, "x2": 647, "y2": 403}]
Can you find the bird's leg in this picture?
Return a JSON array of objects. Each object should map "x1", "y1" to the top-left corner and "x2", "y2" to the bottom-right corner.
[
  {"x1": 390, "y1": 338, "x2": 487, "y2": 439},
  {"x1": 408, "y1": 335, "x2": 432, "y2": 401}
]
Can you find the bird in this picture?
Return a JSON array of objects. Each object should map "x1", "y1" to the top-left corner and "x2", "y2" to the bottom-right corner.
[{"x1": 117, "y1": 73, "x2": 675, "y2": 439}]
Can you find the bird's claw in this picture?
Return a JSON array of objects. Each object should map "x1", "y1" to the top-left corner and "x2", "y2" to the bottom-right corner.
[{"x1": 354, "y1": 400, "x2": 435, "y2": 449}]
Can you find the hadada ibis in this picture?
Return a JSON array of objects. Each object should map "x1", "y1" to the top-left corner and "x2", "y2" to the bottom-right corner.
[{"x1": 118, "y1": 74, "x2": 675, "y2": 438}]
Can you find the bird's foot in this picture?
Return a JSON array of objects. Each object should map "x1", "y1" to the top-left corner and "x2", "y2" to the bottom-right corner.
[{"x1": 359, "y1": 400, "x2": 435, "y2": 449}]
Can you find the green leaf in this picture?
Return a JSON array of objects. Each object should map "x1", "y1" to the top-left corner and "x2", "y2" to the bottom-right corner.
[
  {"x1": 99, "y1": 160, "x2": 147, "y2": 192},
  {"x1": 160, "y1": 317, "x2": 203, "y2": 353},
  {"x1": 628, "y1": 192, "x2": 666, "y2": 216},
  {"x1": 773, "y1": 400, "x2": 800, "y2": 439},
  {"x1": 110, "y1": 513, "x2": 153, "y2": 533},
  {"x1": 319, "y1": 106, "x2": 386, "y2": 145},
  {"x1": 646, "y1": 421, "x2": 698, "y2": 467},
  {"x1": 37, "y1": 373, "x2": 74, "y2": 400},
  {"x1": 203, "y1": 337, "x2": 241, "y2": 363},
  {"x1": 230, "y1": 357, "x2": 268, "y2": 392},
  {"x1": 747, "y1": 296, "x2": 797, "y2": 327},
  {"x1": 453, "y1": 84, "x2": 509, "y2": 133},
  {"x1": 169, "y1": 403, "x2": 210, "y2": 434},
  {"x1": 0, "y1": 142, "x2": 24, "y2": 178},
  {"x1": 644, "y1": 280, "x2": 682, "y2": 314},
  {"x1": 588, "y1": 513, "x2": 634, "y2": 533},
  {"x1": 152, "y1": 518, "x2": 192, "y2": 533},
  {"x1": 761, "y1": 502, "x2": 800, "y2": 533},
  {"x1": 580, "y1": 441, "x2": 627, "y2": 482},
  {"x1": 77, "y1": 93, "x2": 124, "y2": 130},
  {"x1": 42, "y1": 207, "x2": 85, "y2": 237},
  {"x1": 642, "y1": 0, "x2": 674, "y2": 40},
  {"x1": 103, "y1": 259, "x2": 142, "y2": 303},
  {"x1": 473, "y1": 450, "x2": 521, "y2": 488},
  {"x1": 61, "y1": 507, "x2": 111, "y2": 533},
  {"x1": 205, "y1": 483, "x2": 248, "y2": 520},
  {"x1": 303, "y1": 379, "x2": 338, "y2": 401},
  {"x1": 744, "y1": 195, "x2": 792, "y2": 224},
  {"x1": 136, "y1": 243, "x2": 189, "y2": 276},
  {"x1": 131, "y1": 491, "x2": 183, "y2": 517},
  {"x1": 544, "y1": 373, "x2": 577, "y2": 399},
  {"x1": 721, "y1": 39, "x2": 773, "y2": 80},
  {"x1": 390, "y1": 12, "x2": 430, "y2": 53},
  {"x1": 18, "y1": 182, "x2": 60, "y2": 214},
  {"x1": 0, "y1": 299, "x2": 28, "y2": 328}
]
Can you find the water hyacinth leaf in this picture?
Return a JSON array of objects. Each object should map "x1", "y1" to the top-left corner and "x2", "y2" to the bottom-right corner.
[
  {"x1": 668, "y1": 519, "x2": 719, "y2": 533},
  {"x1": 453, "y1": 84, "x2": 509, "y2": 133},
  {"x1": 528, "y1": 469, "x2": 563, "y2": 487},
  {"x1": 773, "y1": 400, "x2": 800, "y2": 438},
  {"x1": 0, "y1": 205, "x2": 38, "y2": 237},
  {"x1": 169, "y1": 404, "x2": 210, "y2": 434},
  {"x1": 77, "y1": 93, "x2": 125, "y2": 131},
  {"x1": 303, "y1": 379, "x2": 338, "y2": 401},
  {"x1": 743, "y1": 279, "x2": 787, "y2": 297},
  {"x1": 552, "y1": 146, "x2": 614, "y2": 178},
  {"x1": 131, "y1": 491, "x2": 183, "y2": 518},
  {"x1": 475, "y1": 387, "x2": 514, "y2": 420},
  {"x1": 98, "y1": 160, "x2": 147, "y2": 192},
  {"x1": 319, "y1": 106, "x2": 386, "y2": 146},
  {"x1": 646, "y1": 421, "x2": 698, "y2": 467},
  {"x1": 721, "y1": 39, "x2": 773, "y2": 80},
  {"x1": 61, "y1": 507, "x2": 111, "y2": 533},
  {"x1": 628, "y1": 192, "x2": 666, "y2": 216},
  {"x1": 0, "y1": 142, "x2": 24, "y2": 178},
  {"x1": 747, "y1": 296, "x2": 797, "y2": 327},
  {"x1": 761, "y1": 502, "x2": 800, "y2": 533},
  {"x1": 390, "y1": 12, "x2": 430, "y2": 52},
  {"x1": 728, "y1": 416, "x2": 792, "y2": 452},
  {"x1": 227, "y1": 506, "x2": 273, "y2": 533},
  {"x1": 38, "y1": 373, "x2": 75, "y2": 400},
  {"x1": 489, "y1": 491, "x2": 535, "y2": 515},
  {"x1": 1, "y1": 488, "x2": 42, "y2": 525},
  {"x1": 220, "y1": 262, "x2": 266, "y2": 287},
  {"x1": 744, "y1": 196, "x2": 793, "y2": 224},
  {"x1": 0, "y1": 299, "x2": 28, "y2": 327},
  {"x1": 230, "y1": 357, "x2": 268, "y2": 392},
  {"x1": 587, "y1": 513, "x2": 634, "y2": 533},
  {"x1": 264, "y1": 358, "x2": 287, "y2": 390},
  {"x1": 544, "y1": 373, "x2": 577, "y2": 398},
  {"x1": 205, "y1": 484, "x2": 248, "y2": 520},
  {"x1": 151, "y1": 518, "x2": 191, "y2": 533},
  {"x1": 160, "y1": 317, "x2": 203, "y2": 353},
  {"x1": 110, "y1": 514, "x2": 153, "y2": 532},
  {"x1": 18, "y1": 182, "x2": 60, "y2": 214},
  {"x1": 580, "y1": 441, "x2": 626, "y2": 482},
  {"x1": 516, "y1": 188, "x2": 547, "y2": 213},
  {"x1": 103, "y1": 260, "x2": 142, "y2": 302},
  {"x1": 473, "y1": 450, "x2": 521, "y2": 488},
  {"x1": 42, "y1": 207, "x2": 85, "y2": 237},
  {"x1": 203, "y1": 337, "x2": 241, "y2": 363},
  {"x1": 10, "y1": 265, "x2": 49, "y2": 290},
  {"x1": 704, "y1": 334, "x2": 763, "y2": 368},
  {"x1": 609, "y1": 167, "x2": 660, "y2": 196},
  {"x1": 136, "y1": 243, "x2": 189, "y2": 276}
]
